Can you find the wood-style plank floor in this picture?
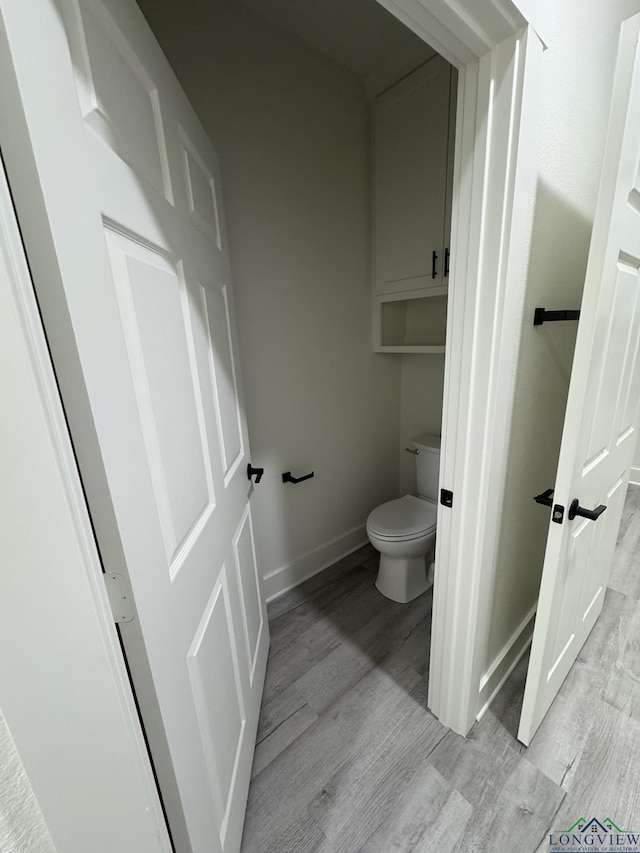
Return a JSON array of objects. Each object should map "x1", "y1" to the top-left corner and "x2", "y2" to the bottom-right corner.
[{"x1": 240, "y1": 486, "x2": 640, "y2": 852}]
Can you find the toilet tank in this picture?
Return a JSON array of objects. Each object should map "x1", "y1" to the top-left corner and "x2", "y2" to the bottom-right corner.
[{"x1": 410, "y1": 433, "x2": 441, "y2": 502}]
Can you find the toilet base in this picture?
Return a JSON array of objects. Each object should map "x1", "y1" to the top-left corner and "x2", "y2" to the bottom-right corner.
[{"x1": 375, "y1": 553, "x2": 431, "y2": 604}]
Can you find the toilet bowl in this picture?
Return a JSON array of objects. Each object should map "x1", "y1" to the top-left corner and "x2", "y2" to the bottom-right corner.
[
  {"x1": 366, "y1": 433, "x2": 441, "y2": 603},
  {"x1": 367, "y1": 495, "x2": 437, "y2": 603}
]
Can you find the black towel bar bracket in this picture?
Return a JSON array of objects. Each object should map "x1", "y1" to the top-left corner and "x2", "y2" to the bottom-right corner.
[
  {"x1": 282, "y1": 471, "x2": 315, "y2": 484},
  {"x1": 533, "y1": 307, "x2": 581, "y2": 326}
]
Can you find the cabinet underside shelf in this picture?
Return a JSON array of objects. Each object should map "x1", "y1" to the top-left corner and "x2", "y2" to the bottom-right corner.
[{"x1": 375, "y1": 344, "x2": 446, "y2": 354}]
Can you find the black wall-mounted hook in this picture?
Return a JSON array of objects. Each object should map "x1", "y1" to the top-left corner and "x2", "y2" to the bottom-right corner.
[
  {"x1": 282, "y1": 471, "x2": 314, "y2": 485},
  {"x1": 533, "y1": 308, "x2": 581, "y2": 326},
  {"x1": 247, "y1": 464, "x2": 264, "y2": 484}
]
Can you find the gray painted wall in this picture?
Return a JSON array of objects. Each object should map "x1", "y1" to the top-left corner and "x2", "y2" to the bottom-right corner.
[{"x1": 137, "y1": 0, "x2": 402, "y2": 596}]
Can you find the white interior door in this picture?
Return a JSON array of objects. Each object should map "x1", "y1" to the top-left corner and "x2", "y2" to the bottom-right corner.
[
  {"x1": 519, "y1": 14, "x2": 640, "y2": 745},
  {"x1": 0, "y1": 0, "x2": 269, "y2": 849}
]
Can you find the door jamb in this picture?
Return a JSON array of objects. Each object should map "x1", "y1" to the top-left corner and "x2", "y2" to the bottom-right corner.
[{"x1": 377, "y1": 0, "x2": 544, "y2": 734}]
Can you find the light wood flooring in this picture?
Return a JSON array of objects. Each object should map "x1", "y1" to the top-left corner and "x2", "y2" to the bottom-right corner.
[{"x1": 240, "y1": 486, "x2": 640, "y2": 852}]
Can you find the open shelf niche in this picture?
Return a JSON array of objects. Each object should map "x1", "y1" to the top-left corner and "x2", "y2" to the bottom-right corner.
[{"x1": 374, "y1": 289, "x2": 448, "y2": 353}]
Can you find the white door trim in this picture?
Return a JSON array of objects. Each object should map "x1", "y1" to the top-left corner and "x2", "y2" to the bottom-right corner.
[{"x1": 379, "y1": 0, "x2": 544, "y2": 734}]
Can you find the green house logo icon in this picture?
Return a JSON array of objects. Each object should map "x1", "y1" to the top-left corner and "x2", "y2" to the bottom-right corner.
[{"x1": 549, "y1": 817, "x2": 640, "y2": 851}]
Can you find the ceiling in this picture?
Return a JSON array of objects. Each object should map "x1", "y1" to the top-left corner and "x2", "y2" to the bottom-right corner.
[{"x1": 238, "y1": 0, "x2": 434, "y2": 82}]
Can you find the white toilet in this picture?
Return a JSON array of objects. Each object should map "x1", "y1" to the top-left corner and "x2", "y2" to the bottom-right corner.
[{"x1": 366, "y1": 434, "x2": 440, "y2": 603}]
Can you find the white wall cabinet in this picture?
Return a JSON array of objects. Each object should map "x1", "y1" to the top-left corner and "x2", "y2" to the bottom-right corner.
[{"x1": 373, "y1": 56, "x2": 455, "y2": 353}]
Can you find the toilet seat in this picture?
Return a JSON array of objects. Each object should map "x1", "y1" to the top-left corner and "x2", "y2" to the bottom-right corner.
[{"x1": 366, "y1": 495, "x2": 437, "y2": 541}]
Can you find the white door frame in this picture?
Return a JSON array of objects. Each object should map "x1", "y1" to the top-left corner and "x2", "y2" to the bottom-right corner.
[
  {"x1": 0, "y1": 0, "x2": 543, "y2": 845},
  {"x1": 380, "y1": 0, "x2": 544, "y2": 734}
]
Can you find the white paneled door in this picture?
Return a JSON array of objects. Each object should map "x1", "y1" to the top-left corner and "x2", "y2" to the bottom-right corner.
[
  {"x1": 519, "y1": 15, "x2": 640, "y2": 745},
  {"x1": 0, "y1": 0, "x2": 268, "y2": 850}
]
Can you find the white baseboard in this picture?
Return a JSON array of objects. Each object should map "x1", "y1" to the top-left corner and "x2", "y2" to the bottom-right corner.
[
  {"x1": 476, "y1": 604, "x2": 536, "y2": 721},
  {"x1": 629, "y1": 467, "x2": 640, "y2": 487},
  {"x1": 263, "y1": 525, "x2": 368, "y2": 603}
]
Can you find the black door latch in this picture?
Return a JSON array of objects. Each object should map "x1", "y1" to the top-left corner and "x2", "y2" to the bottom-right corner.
[{"x1": 534, "y1": 488, "x2": 564, "y2": 524}]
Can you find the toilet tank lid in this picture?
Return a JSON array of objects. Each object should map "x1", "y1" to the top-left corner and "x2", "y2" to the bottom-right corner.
[{"x1": 410, "y1": 433, "x2": 441, "y2": 453}]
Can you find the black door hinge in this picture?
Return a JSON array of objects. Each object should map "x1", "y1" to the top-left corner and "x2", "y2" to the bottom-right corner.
[{"x1": 440, "y1": 488, "x2": 453, "y2": 508}]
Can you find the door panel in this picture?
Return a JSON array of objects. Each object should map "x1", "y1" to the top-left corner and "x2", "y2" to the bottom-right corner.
[
  {"x1": 233, "y1": 507, "x2": 265, "y2": 683},
  {"x1": 187, "y1": 568, "x2": 248, "y2": 847},
  {"x1": 202, "y1": 281, "x2": 246, "y2": 482},
  {"x1": 519, "y1": 16, "x2": 640, "y2": 744},
  {"x1": 180, "y1": 126, "x2": 222, "y2": 247},
  {"x1": 67, "y1": 0, "x2": 173, "y2": 200},
  {"x1": 106, "y1": 232, "x2": 217, "y2": 570},
  {"x1": 0, "y1": 0, "x2": 269, "y2": 849},
  {"x1": 585, "y1": 261, "x2": 640, "y2": 462}
]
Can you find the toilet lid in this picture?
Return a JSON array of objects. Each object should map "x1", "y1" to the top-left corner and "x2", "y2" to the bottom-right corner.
[{"x1": 367, "y1": 495, "x2": 437, "y2": 540}]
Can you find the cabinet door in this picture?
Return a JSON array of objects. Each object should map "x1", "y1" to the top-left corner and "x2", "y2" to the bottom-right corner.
[{"x1": 374, "y1": 56, "x2": 452, "y2": 296}]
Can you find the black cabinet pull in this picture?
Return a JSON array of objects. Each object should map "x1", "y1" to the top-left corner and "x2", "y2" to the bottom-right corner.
[
  {"x1": 568, "y1": 499, "x2": 606, "y2": 521},
  {"x1": 247, "y1": 464, "x2": 264, "y2": 484},
  {"x1": 431, "y1": 250, "x2": 438, "y2": 279},
  {"x1": 282, "y1": 471, "x2": 314, "y2": 484},
  {"x1": 444, "y1": 247, "x2": 450, "y2": 278}
]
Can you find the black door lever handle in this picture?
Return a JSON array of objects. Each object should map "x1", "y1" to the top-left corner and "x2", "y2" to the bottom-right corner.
[
  {"x1": 568, "y1": 499, "x2": 606, "y2": 521},
  {"x1": 247, "y1": 464, "x2": 264, "y2": 484},
  {"x1": 534, "y1": 488, "x2": 554, "y2": 507}
]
